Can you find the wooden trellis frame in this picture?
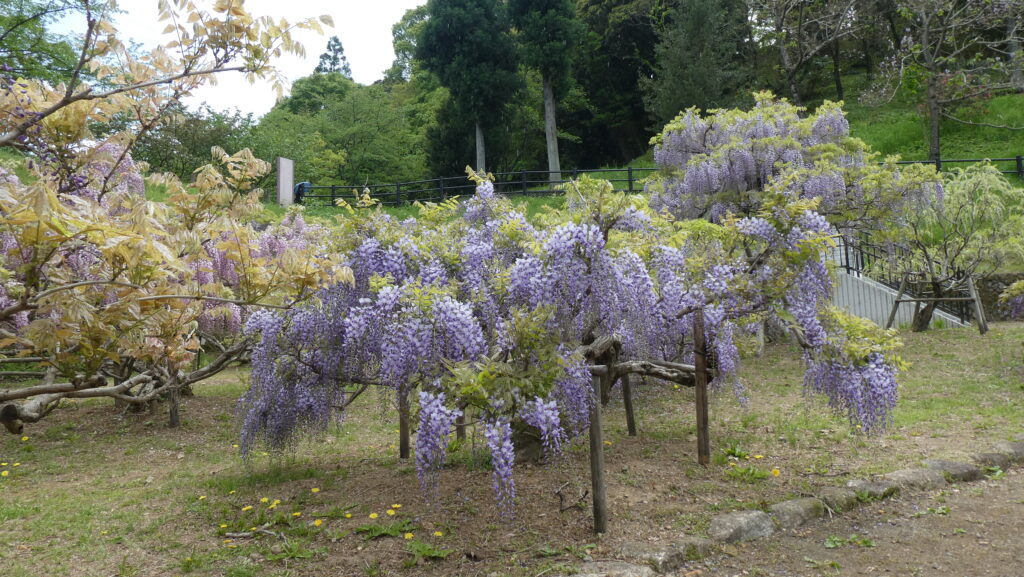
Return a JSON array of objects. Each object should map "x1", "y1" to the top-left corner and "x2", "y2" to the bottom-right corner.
[{"x1": 884, "y1": 273, "x2": 988, "y2": 334}]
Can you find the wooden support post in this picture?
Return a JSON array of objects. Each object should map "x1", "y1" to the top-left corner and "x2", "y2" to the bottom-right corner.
[
  {"x1": 967, "y1": 276, "x2": 989, "y2": 335},
  {"x1": 168, "y1": 383, "x2": 180, "y2": 428},
  {"x1": 588, "y1": 369, "x2": 608, "y2": 534},
  {"x1": 885, "y1": 274, "x2": 909, "y2": 329},
  {"x1": 455, "y1": 407, "x2": 466, "y2": 441},
  {"x1": 621, "y1": 374, "x2": 637, "y2": 437},
  {"x1": 399, "y1": 392, "x2": 410, "y2": 459},
  {"x1": 693, "y1": 310, "x2": 710, "y2": 467}
]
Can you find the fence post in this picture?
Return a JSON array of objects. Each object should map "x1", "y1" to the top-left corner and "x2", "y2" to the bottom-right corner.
[
  {"x1": 934, "y1": 157, "x2": 942, "y2": 171},
  {"x1": 395, "y1": 182, "x2": 402, "y2": 206},
  {"x1": 521, "y1": 169, "x2": 528, "y2": 195},
  {"x1": 1017, "y1": 155, "x2": 1023, "y2": 179},
  {"x1": 627, "y1": 166, "x2": 634, "y2": 192},
  {"x1": 330, "y1": 184, "x2": 337, "y2": 206}
]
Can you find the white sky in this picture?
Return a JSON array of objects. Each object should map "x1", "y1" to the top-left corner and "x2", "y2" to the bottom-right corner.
[{"x1": 61, "y1": 0, "x2": 426, "y2": 117}]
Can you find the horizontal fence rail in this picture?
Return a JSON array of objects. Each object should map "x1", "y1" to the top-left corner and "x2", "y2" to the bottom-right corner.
[
  {"x1": 295, "y1": 155, "x2": 1024, "y2": 208},
  {"x1": 296, "y1": 167, "x2": 657, "y2": 207}
]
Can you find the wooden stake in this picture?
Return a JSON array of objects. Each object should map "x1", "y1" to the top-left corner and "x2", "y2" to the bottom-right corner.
[
  {"x1": 885, "y1": 274, "x2": 908, "y2": 329},
  {"x1": 693, "y1": 310, "x2": 710, "y2": 467},
  {"x1": 589, "y1": 371, "x2": 608, "y2": 534},
  {"x1": 967, "y1": 276, "x2": 989, "y2": 335},
  {"x1": 621, "y1": 374, "x2": 637, "y2": 437},
  {"x1": 398, "y1": 392, "x2": 410, "y2": 459}
]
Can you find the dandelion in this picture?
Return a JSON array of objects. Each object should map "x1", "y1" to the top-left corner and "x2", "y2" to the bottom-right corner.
[
  {"x1": 228, "y1": 490, "x2": 236, "y2": 495},
  {"x1": 729, "y1": 462, "x2": 737, "y2": 467},
  {"x1": 771, "y1": 468, "x2": 781, "y2": 477},
  {"x1": 241, "y1": 506, "x2": 253, "y2": 512},
  {"x1": 754, "y1": 455, "x2": 764, "y2": 459},
  {"x1": 1, "y1": 471, "x2": 8, "y2": 477},
  {"x1": 344, "y1": 513, "x2": 352, "y2": 519},
  {"x1": 100, "y1": 531, "x2": 108, "y2": 535},
  {"x1": 292, "y1": 512, "x2": 302, "y2": 518},
  {"x1": 386, "y1": 509, "x2": 395, "y2": 516},
  {"x1": 232, "y1": 444, "x2": 239, "y2": 448},
  {"x1": 673, "y1": 384, "x2": 681, "y2": 390},
  {"x1": 20, "y1": 436, "x2": 28, "y2": 442},
  {"x1": 250, "y1": 526, "x2": 257, "y2": 531},
  {"x1": 219, "y1": 524, "x2": 228, "y2": 529},
  {"x1": 198, "y1": 496, "x2": 206, "y2": 500},
  {"x1": 228, "y1": 544, "x2": 237, "y2": 549},
  {"x1": 404, "y1": 533, "x2": 414, "y2": 540},
  {"x1": 11, "y1": 463, "x2": 18, "y2": 467},
  {"x1": 314, "y1": 519, "x2": 323, "y2": 527},
  {"x1": 369, "y1": 513, "x2": 378, "y2": 519},
  {"x1": 0, "y1": 462, "x2": 6, "y2": 466},
  {"x1": 223, "y1": 539, "x2": 232, "y2": 544},
  {"x1": 603, "y1": 440, "x2": 613, "y2": 446},
  {"x1": 311, "y1": 488, "x2": 320, "y2": 493},
  {"x1": 391, "y1": 504, "x2": 401, "y2": 508},
  {"x1": 433, "y1": 531, "x2": 443, "y2": 537},
  {"x1": 260, "y1": 497, "x2": 269, "y2": 503}
]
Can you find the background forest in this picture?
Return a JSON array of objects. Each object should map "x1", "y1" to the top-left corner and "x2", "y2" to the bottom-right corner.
[{"x1": 8, "y1": 0, "x2": 1016, "y2": 189}]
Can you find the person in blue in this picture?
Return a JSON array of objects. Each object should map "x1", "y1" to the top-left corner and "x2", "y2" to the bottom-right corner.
[{"x1": 293, "y1": 181, "x2": 311, "y2": 204}]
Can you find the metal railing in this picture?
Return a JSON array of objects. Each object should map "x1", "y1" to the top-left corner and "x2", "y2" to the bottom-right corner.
[
  {"x1": 834, "y1": 238, "x2": 973, "y2": 324},
  {"x1": 294, "y1": 154, "x2": 1024, "y2": 208},
  {"x1": 295, "y1": 167, "x2": 659, "y2": 207}
]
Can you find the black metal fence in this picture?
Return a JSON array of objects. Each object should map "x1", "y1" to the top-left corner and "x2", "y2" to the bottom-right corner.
[
  {"x1": 295, "y1": 167, "x2": 659, "y2": 207},
  {"x1": 295, "y1": 155, "x2": 1024, "y2": 208}
]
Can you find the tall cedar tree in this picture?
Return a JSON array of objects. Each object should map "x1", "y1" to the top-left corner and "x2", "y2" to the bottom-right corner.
[
  {"x1": 509, "y1": 0, "x2": 584, "y2": 183},
  {"x1": 642, "y1": 0, "x2": 751, "y2": 127},
  {"x1": 315, "y1": 36, "x2": 353, "y2": 77},
  {"x1": 418, "y1": 0, "x2": 520, "y2": 172}
]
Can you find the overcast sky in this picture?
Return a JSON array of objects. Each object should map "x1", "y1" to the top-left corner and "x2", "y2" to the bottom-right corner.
[{"x1": 63, "y1": 0, "x2": 426, "y2": 117}]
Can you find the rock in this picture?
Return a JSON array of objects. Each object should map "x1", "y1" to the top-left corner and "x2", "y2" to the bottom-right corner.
[
  {"x1": 816, "y1": 487, "x2": 859, "y2": 513},
  {"x1": 618, "y1": 538, "x2": 716, "y2": 572},
  {"x1": 572, "y1": 561, "x2": 656, "y2": 577},
  {"x1": 989, "y1": 441, "x2": 1024, "y2": 462},
  {"x1": 882, "y1": 468, "x2": 947, "y2": 490},
  {"x1": 923, "y1": 460, "x2": 982, "y2": 482},
  {"x1": 846, "y1": 479, "x2": 900, "y2": 501},
  {"x1": 971, "y1": 452, "x2": 1010, "y2": 470},
  {"x1": 769, "y1": 498, "x2": 825, "y2": 529},
  {"x1": 708, "y1": 510, "x2": 774, "y2": 543}
]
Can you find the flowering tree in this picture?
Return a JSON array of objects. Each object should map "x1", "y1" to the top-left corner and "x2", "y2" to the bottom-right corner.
[
  {"x1": 0, "y1": 0, "x2": 342, "y2": 434},
  {"x1": 241, "y1": 96, "x2": 918, "y2": 514}
]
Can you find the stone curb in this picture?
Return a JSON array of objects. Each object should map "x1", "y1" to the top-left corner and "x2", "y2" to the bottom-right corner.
[{"x1": 564, "y1": 434, "x2": 1023, "y2": 576}]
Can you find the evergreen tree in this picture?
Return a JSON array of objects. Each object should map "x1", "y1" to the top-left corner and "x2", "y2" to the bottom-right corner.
[
  {"x1": 641, "y1": 0, "x2": 751, "y2": 127},
  {"x1": 315, "y1": 35, "x2": 352, "y2": 78},
  {"x1": 509, "y1": 0, "x2": 583, "y2": 183},
  {"x1": 418, "y1": 0, "x2": 520, "y2": 172}
]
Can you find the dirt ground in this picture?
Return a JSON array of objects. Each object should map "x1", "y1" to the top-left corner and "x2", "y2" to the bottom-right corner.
[{"x1": 675, "y1": 469, "x2": 1024, "y2": 577}]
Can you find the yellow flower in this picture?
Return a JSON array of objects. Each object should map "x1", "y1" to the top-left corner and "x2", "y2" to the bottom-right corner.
[
  {"x1": 228, "y1": 490, "x2": 236, "y2": 495},
  {"x1": 311, "y1": 488, "x2": 320, "y2": 493},
  {"x1": 771, "y1": 468, "x2": 781, "y2": 477},
  {"x1": 404, "y1": 532, "x2": 414, "y2": 540},
  {"x1": 603, "y1": 440, "x2": 613, "y2": 446},
  {"x1": 344, "y1": 513, "x2": 352, "y2": 519},
  {"x1": 1, "y1": 471, "x2": 8, "y2": 477},
  {"x1": 673, "y1": 384, "x2": 681, "y2": 390},
  {"x1": 198, "y1": 496, "x2": 206, "y2": 500},
  {"x1": 0, "y1": 462, "x2": 6, "y2": 466},
  {"x1": 391, "y1": 504, "x2": 402, "y2": 508},
  {"x1": 241, "y1": 506, "x2": 253, "y2": 512},
  {"x1": 369, "y1": 513, "x2": 378, "y2": 519},
  {"x1": 753, "y1": 455, "x2": 764, "y2": 459},
  {"x1": 314, "y1": 519, "x2": 323, "y2": 527},
  {"x1": 729, "y1": 462, "x2": 737, "y2": 467},
  {"x1": 433, "y1": 531, "x2": 443, "y2": 537},
  {"x1": 20, "y1": 436, "x2": 28, "y2": 442},
  {"x1": 100, "y1": 530, "x2": 108, "y2": 535},
  {"x1": 268, "y1": 503, "x2": 277, "y2": 510},
  {"x1": 223, "y1": 539, "x2": 232, "y2": 544},
  {"x1": 250, "y1": 526, "x2": 257, "y2": 531},
  {"x1": 386, "y1": 509, "x2": 396, "y2": 516},
  {"x1": 292, "y1": 512, "x2": 302, "y2": 518},
  {"x1": 219, "y1": 524, "x2": 228, "y2": 529},
  {"x1": 11, "y1": 463, "x2": 18, "y2": 467},
  {"x1": 260, "y1": 497, "x2": 269, "y2": 503}
]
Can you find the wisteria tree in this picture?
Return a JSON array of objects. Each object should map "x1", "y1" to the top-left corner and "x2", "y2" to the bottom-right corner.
[
  {"x1": 241, "y1": 98, "x2": 923, "y2": 517},
  {"x1": 0, "y1": 0, "x2": 341, "y2": 433}
]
